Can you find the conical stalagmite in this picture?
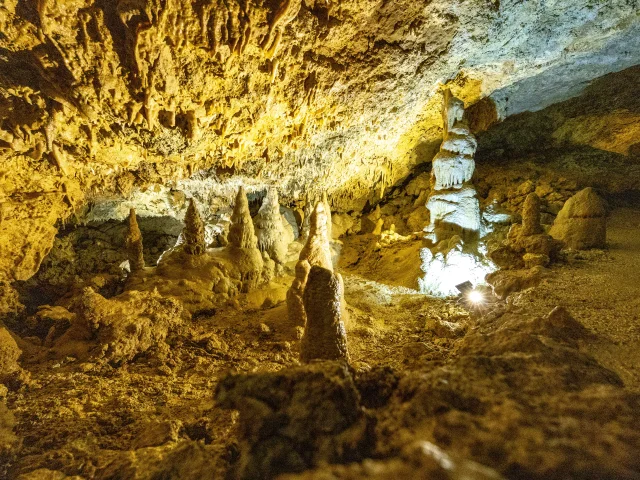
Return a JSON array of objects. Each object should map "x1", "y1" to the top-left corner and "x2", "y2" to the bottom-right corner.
[
  {"x1": 227, "y1": 186, "x2": 263, "y2": 291},
  {"x1": 521, "y1": 193, "x2": 543, "y2": 236},
  {"x1": 299, "y1": 202, "x2": 333, "y2": 271},
  {"x1": 254, "y1": 187, "x2": 287, "y2": 265},
  {"x1": 228, "y1": 186, "x2": 258, "y2": 249},
  {"x1": 183, "y1": 198, "x2": 206, "y2": 255},
  {"x1": 125, "y1": 208, "x2": 144, "y2": 272},
  {"x1": 300, "y1": 266, "x2": 349, "y2": 363}
]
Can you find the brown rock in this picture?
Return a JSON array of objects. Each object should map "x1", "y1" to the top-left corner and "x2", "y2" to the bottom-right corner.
[
  {"x1": 0, "y1": 324, "x2": 21, "y2": 382},
  {"x1": 521, "y1": 193, "x2": 543, "y2": 236},
  {"x1": 550, "y1": 188, "x2": 607, "y2": 249},
  {"x1": 300, "y1": 266, "x2": 349, "y2": 363}
]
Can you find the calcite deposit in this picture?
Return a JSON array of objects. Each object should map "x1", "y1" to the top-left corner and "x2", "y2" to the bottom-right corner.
[{"x1": 550, "y1": 187, "x2": 607, "y2": 249}]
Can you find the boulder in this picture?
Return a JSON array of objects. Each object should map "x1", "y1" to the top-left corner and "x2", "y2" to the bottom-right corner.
[{"x1": 550, "y1": 188, "x2": 607, "y2": 249}]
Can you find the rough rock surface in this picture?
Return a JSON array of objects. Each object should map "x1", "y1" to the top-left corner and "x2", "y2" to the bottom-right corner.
[
  {"x1": 0, "y1": 323, "x2": 21, "y2": 381},
  {"x1": 1, "y1": 0, "x2": 639, "y2": 283},
  {"x1": 216, "y1": 361, "x2": 371, "y2": 480},
  {"x1": 550, "y1": 187, "x2": 607, "y2": 249},
  {"x1": 51, "y1": 287, "x2": 183, "y2": 364},
  {"x1": 300, "y1": 266, "x2": 349, "y2": 363},
  {"x1": 254, "y1": 188, "x2": 288, "y2": 265}
]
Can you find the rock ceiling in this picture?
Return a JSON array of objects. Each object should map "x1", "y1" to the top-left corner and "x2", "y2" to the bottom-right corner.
[{"x1": 0, "y1": 0, "x2": 639, "y2": 282}]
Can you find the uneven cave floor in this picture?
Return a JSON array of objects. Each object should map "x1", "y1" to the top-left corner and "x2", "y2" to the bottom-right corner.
[{"x1": 4, "y1": 209, "x2": 640, "y2": 479}]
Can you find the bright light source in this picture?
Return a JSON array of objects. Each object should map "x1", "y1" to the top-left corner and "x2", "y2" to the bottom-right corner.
[{"x1": 467, "y1": 290, "x2": 484, "y2": 304}]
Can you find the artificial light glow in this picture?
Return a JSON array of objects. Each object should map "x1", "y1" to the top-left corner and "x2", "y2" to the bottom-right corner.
[{"x1": 467, "y1": 290, "x2": 484, "y2": 304}]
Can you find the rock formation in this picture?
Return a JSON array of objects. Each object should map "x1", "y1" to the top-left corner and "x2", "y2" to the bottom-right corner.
[
  {"x1": 183, "y1": 199, "x2": 206, "y2": 256},
  {"x1": 216, "y1": 361, "x2": 370, "y2": 480},
  {"x1": 254, "y1": 188, "x2": 288, "y2": 265},
  {"x1": 287, "y1": 202, "x2": 333, "y2": 326},
  {"x1": 125, "y1": 208, "x2": 145, "y2": 272},
  {"x1": 298, "y1": 202, "x2": 333, "y2": 271},
  {"x1": 550, "y1": 188, "x2": 607, "y2": 249},
  {"x1": 228, "y1": 187, "x2": 258, "y2": 250},
  {"x1": 300, "y1": 266, "x2": 349, "y2": 363},
  {"x1": 489, "y1": 193, "x2": 562, "y2": 271},
  {"x1": 51, "y1": 288, "x2": 183, "y2": 364},
  {"x1": 426, "y1": 88, "x2": 481, "y2": 239},
  {"x1": 322, "y1": 192, "x2": 333, "y2": 242},
  {"x1": 419, "y1": 89, "x2": 493, "y2": 296},
  {"x1": 521, "y1": 192, "x2": 544, "y2": 237},
  {"x1": 0, "y1": 324, "x2": 21, "y2": 383},
  {"x1": 286, "y1": 259, "x2": 311, "y2": 328},
  {"x1": 227, "y1": 187, "x2": 264, "y2": 291}
]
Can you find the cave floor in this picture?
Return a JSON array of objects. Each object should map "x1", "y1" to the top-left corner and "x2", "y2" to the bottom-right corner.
[
  {"x1": 511, "y1": 207, "x2": 640, "y2": 391},
  {"x1": 4, "y1": 208, "x2": 640, "y2": 479}
]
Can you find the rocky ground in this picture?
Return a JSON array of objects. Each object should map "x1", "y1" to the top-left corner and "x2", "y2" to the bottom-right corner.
[{"x1": 0, "y1": 208, "x2": 639, "y2": 479}]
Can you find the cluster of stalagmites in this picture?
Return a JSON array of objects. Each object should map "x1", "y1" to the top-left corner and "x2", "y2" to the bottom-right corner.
[{"x1": 487, "y1": 188, "x2": 607, "y2": 298}]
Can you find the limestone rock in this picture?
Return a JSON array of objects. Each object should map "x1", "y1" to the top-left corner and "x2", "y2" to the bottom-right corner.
[
  {"x1": 215, "y1": 361, "x2": 371, "y2": 480},
  {"x1": 227, "y1": 187, "x2": 264, "y2": 290},
  {"x1": 228, "y1": 187, "x2": 258, "y2": 250},
  {"x1": 183, "y1": 199, "x2": 206, "y2": 256},
  {"x1": 322, "y1": 192, "x2": 333, "y2": 242},
  {"x1": 298, "y1": 202, "x2": 333, "y2": 271},
  {"x1": 550, "y1": 188, "x2": 607, "y2": 249},
  {"x1": 51, "y1": 288, "x2": 183, "y2": 364},
  {"x1": 287, "y1": 260, "x2": 311, "y2": 327},
  {"x1": 125, "y1": 208, "x2": 145, "y2": 272},
  {"x1": 521, "y1": 193, "x2": 543, "y2": 236},
  {"x1": 254, "y1": 188, "x2": 288, "y2": 265},
  {"x1": 331, "y1": 213, "x2": 356, "y2": 239},
  {"x1": 300, "y1": 266, "x2": 349, "y2": 363},
  {"x1": 0, "y1": 324, "x2": 21, "y2": 382}
]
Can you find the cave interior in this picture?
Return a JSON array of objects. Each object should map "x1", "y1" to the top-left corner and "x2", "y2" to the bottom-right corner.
[{"x1": 1, "y1": 0, "x2": 640, "y2": 479}]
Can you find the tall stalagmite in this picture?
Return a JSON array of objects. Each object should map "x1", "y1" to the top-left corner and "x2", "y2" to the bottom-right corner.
[
  {"x1": 287, "y1": 202, "x2": 333, "y2": 327},
  {"x1": 228, "y1": 187, "x2": 258, "y2": 249},
  {"x1": 300, "y1": 266, "x2": 349, "y2": 363},
  {"x1": 227, "y1": 186, "x2": 263, "y2": 291},
  {"x1": 183, "y1": 199, "x2": 206, "y2": 255},
  {"x1": 125, "y1": 208, "x2": 144, "y2": 272},
  {"x1": 521, "y1": 193, "x2": 543, "y2": 237},
  {"x1": 298, "y1": 202, "x2": 333, "y2": 271},
  {"x1": 254, "y1": 187, "x2": 287, "y2": 265}
]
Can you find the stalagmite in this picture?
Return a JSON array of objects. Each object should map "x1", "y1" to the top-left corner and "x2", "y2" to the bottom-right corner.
[
  {"x1": 420, "y1": 88, "x2": 493, "y2": 296},
  {"x1": 549, "y1": 187, "x2": 607, "y2": 249},
  {"x1": 125, "y1": 208, "x2": 145, "y2": 272},
  {"x1": 521, "y1": 193, "x2": 543, "y2": 237},
  {"x1": 287, "y1": 201, "x2": 333, "y2": 326},
  {"x1": 300, "y1": 266, "x2": 349, "y2": 363},
  {"x1": 254, "y1": 187, "x2": 287, "y2": 265},
  {"x1": 227, "y1": 186, "x2": 263, "y2": 291},
  {"x1": 183, "y1": 198, "x2": 206, "y2": 255},
  {"x1": 286, "y1": 259, "x2": 311, "y2": 327},
  {"x1": 228, "y1": 186, "x2": 258, "y2": 249},
  {"x1": 298, "y1": 202, "x2": 332, "y2": 271}
]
